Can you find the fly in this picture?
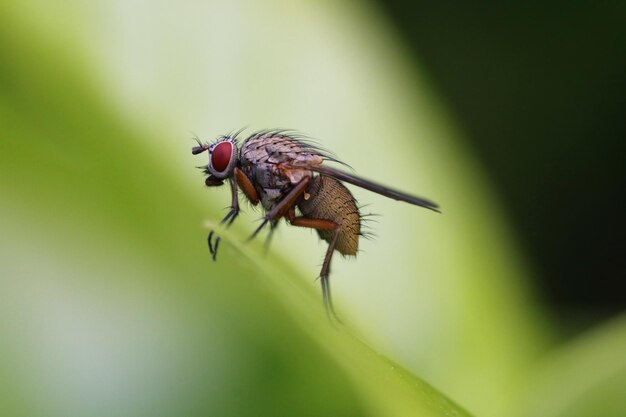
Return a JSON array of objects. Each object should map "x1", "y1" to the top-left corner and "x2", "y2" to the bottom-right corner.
[{"x1": 192, "y1": 129, "x2": 440, "y2": 319}]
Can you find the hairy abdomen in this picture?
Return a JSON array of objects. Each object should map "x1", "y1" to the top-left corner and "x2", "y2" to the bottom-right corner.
[{"x1": 297, "y1": 176, "x2": 360, "y2": 256}]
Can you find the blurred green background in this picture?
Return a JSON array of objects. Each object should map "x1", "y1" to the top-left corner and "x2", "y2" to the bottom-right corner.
[{"x1": 1, "y1": 1, "x2": 624, "y2": 417}]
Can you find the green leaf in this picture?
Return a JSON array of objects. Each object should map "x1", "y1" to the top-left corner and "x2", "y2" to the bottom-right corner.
[
  {"x1": 0, "y1": 5, "x2": 474, "y2": 416},
  {"x1": 1, "y1": 1, "x2": 562, "y2": 416},
  {"x1": 515, "y1": 316, "x2": 626, "y2": 417}
]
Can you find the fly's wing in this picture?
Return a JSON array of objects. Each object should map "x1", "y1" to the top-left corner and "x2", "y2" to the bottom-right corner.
[{"x1": 286, "y1": 163, "x2": 441, "y2": 212}]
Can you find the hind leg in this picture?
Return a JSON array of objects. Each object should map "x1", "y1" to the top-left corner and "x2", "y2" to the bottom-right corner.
[{"x1": 289, "y1": 217, "x2": 341, "y2": 321}]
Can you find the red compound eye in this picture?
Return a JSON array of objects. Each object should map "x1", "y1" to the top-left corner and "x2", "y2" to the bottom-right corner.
[{"x1": 211, "y1": 142, "x2": 233, "y2": 172}]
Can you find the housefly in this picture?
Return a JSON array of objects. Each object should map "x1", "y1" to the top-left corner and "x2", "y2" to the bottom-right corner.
[{"x1": 192, "y1": 129, "x2": 440, "y2": 318}]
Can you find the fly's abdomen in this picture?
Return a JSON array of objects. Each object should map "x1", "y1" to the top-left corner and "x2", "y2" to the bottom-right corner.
[{"x1": 298, "y1": 176, "x2": 360, "y2": 256}]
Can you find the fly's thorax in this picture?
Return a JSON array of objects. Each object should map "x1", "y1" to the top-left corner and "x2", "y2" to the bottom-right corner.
[
  {"x1": 240, "y1": 133, "x2": 323, "y2": 211},
  {"x1": 298, "y1": 176, "x2": 360, "y2": 256},
  {"x1": 259, "y1": 189, "x2": 284, "y2": 211},
  {"x1": 240, "y1": 133, "x2": 324, "y2": 175},
  {"x1": 245, "y1": 162, "x2": 315, "y2": 211}
]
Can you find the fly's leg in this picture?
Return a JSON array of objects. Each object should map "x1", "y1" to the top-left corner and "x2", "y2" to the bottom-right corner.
[
  {"x1": 235, "y1": 167, "x2": 260, "y2": 205},
  {"x1": 208, "y1": 232, "x2": 220, "y2": 261},
  {"x1": 208, "y1": 177, "x2": 238, "y2": 261},
  {"x1": 248, "y1": 176, "x2": 311, "y2": 241},
  {"x1": 289, "y1": 216, "x2": 341, "y2": 322},
  {"x1": 220, "y1": 179, "x2": 240, "y2": 225},
  {"x1": 263, "y1": 220, "x2": 279, "y2": 254},
  {"x1": 208, "y1": 168, "x2": 259, "y2": 261}
]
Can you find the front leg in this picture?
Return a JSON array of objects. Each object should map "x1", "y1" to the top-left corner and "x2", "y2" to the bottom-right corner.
[
  {"x1": 221, "y1": 176, "x2": 240, "y2": 226},
  {"x1": 208, "y1": 177, "x2": 239, "y2": 261},
  {"x1": 208, "y1": 168, "x2": 259, "y2": 261}
]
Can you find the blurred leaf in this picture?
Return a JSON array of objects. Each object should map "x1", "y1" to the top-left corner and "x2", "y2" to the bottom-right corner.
[
  {"x1": 515, "y1": 315, "x2": 626, "y2": 417},
  {"x1": 62, "y1": 2, "x2": 550, "y2": 414},
  {"x1": 1, "y1": 0, "x2": 566, "y2": 416},
  {"x1": 0, "y1": 5, "x2": 474, "y2": 417}
]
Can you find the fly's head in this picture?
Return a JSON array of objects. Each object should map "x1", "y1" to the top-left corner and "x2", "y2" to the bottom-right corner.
[{"x1": 192, "y1": 136, "x2": 239, "y2": 186}]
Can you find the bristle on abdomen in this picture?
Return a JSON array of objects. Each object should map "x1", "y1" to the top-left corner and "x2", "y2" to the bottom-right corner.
[{"x1": 297, "y1": 176, "x2": 360, "y2": 255}]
